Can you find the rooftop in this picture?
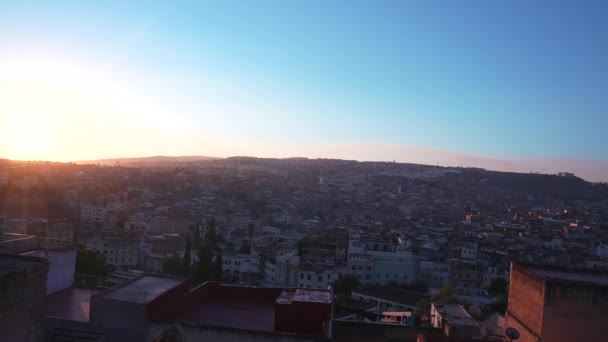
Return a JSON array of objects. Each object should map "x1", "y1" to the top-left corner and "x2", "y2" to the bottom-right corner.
[
  {"x1": 153, "y1": 283, "x2": 333, "y2": 337},
  {"x1": 180, "y1": 296, "x2": 276, "y2": 331},
  {"x1": 0, "y1": 253, "x2": 46, "y2": 275},
  {"x1": 46, "y1": 287, "x2": 96, "y2": 322},
  {"x1": 522, "y1": 264, "x2": 608, "y2": 287},
  {"x1": 102, "y1": 275, "x2": 184, "y2": 303},
  {"x1": 352, "y1": 286, "x2": 429, "y2": 306},
  {"x1": 432, "y1": 304, "x2": 478, "y2": 327}
]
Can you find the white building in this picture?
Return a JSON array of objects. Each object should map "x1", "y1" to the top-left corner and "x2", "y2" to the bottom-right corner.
[
  {"x1": 47, "y1": 222, "x2": 74, "y2": 242},
  {"x1": 80, "y1": 204, "x2": 107, "y2": 223},
  {"x1": 0, "y1": 169, "x2": 8, "y2": 186},
  {"x1": 14, "y1": 175, "x2": 39, "y2": 190},
  {"x1": 81, "y1": 236, "x2": 139, "y2": 267},
  {"x1": 297, "y1": 266, "x2": 336, "y2": 289}
]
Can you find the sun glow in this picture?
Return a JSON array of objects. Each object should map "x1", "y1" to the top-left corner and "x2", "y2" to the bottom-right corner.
[
  {"x1": 0, "y1": 57, "x2": 154, "y2": 161},
  {"x1": 1, "y1": 115, "x2": 55, "y2": 160}
]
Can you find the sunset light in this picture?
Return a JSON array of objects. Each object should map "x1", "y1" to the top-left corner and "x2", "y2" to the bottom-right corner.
[
  {"x1": 0, "y1": 2, "x2": 607, "y2": 341},
  {"x1": 1, "y1": 115, "x2": 55, "y2": 160}
]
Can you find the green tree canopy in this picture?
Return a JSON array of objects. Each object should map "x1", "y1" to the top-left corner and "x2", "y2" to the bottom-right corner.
[
  {"x1": 183, "y1": 236, "x2": 192, "y2": 277},
  {"x1": 162, "y1": 254, "x2": 183, "y2": 277},
  {"x1": 76, "y1": 245, "x2": 113, "y2": 277},
  {"x1": 247, "y1": 223, "x2": 255, "y2": 241},
  {"x1": 213, "y1": 253, "x2": 224, "y2": 282},
  {"x1": 191, "y1": 242, "x2": 213, "y2": 286},
  {"x1": 332, "y1": 275, "x2": 361, "y2": 296}
]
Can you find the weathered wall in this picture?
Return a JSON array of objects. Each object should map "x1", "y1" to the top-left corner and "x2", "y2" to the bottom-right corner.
[
  {"x1": 90, "y1": 297, "x2": 149, "y2": 342},
  {"x1": 45, "y1": 249, "x2": 76, "y2": 295},
  {"x1": 504, "y1": 264, "x2": 545, "y2": 342},
  {"x1": 540, "y1": 282, "x2": 608, "y2": 342},
  {"x1": 148, "y1": 322, "x2": 326, "y2": 342},
  {"x1": 44, "y1": 316, "x2": 93, "y2": 341},
  {"x1": 0, "y1": 257, "x2": 48, "y2": 342}
]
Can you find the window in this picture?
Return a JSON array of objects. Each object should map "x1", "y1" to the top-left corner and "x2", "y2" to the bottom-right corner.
[
  {"x1": 327, "y1": 274, "x2": 331, "y2": 280},
  {"x1": 318, "y1": 275, "x2": 322, "y2": 282},
  {"x1": 300, "y1": 273, "x2": 304, "y2": 279},
  {"x1": 307, "y1": 274, "x2": 311, "y2": 280},
  {"x1": 386, "y1": 274, "x2": 389, "y2": 278}
]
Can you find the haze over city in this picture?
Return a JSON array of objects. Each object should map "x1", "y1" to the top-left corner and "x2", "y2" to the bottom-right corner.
[{"x1": 1, "y1": 1, "x2": 606, "y2": 181}]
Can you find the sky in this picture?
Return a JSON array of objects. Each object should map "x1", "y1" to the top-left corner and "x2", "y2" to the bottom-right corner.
[{"x1": 0, "y1": 1, "x2": 607, "y2": 181}]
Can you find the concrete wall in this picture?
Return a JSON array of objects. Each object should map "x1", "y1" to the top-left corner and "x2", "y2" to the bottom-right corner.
[
  {"x1": 90, "y1": 297, "x2": 149, "y2": 342},
  {"x1": 540, "y1": 282, "x2": 608, "y2": 342},
  {"x1": 44, "y1": 316, "x2": 96, "y2": 341},
  {"x1": 331, "y1": 320, "x2": 443, "y2": 342},
  {"x1": 46, "y1": 249, "x2": 76, "y2": 295},
  {"x1": 0, "y1": 256, "x2": 48, "y2": 342},
  {"x1": 505, "y1": 264, "x2": 545, "y2": 342}
]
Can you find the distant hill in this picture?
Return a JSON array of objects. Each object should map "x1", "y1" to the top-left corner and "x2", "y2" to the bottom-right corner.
[{"x1": 75, "y1": 155, "x2": 222, "y2": 167}]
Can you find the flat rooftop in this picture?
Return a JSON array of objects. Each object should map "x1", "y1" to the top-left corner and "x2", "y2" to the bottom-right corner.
[
  {"x1": 433, "y1": 304, "x2": 478, "y2": 327},
  {"x1": 179, "y1": 297, "x2": 276, "y2": 331},
  {"x1": 293, "y1": 288, "x2": 332, "y2": 303},
  {"x1": 525, "y1": 266, "x2": 608, "y2": 287},
  {"x1": 21, "y1": 248, "x2": 73, "y2": 258},
  {"x1": 46, "y1": 287, "x2": 96, "y2": 322},
  {"x1": 0, "y1": 253, "x2": 45, "y2": 275},
  {"x1": 102, "y1": 275, "x2": 183, "y2": 303},
  {"x1": 352, "y1": 286, "x2": 429, "y2": 306}
]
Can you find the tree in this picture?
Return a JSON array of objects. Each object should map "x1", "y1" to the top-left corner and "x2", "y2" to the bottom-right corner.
[
  {"x1": 191, "y1": 242, "x2": 213, "y2": 286},
  {"x1": 247, "y1": 223, "x2": 255, "y2": 244},
  {"x1": 162, "y1": 254, "x2": 183, "y2": 277},
  {"x1": 434, "y1": 282, "x2": 456, "y2": 303},
  {"x1": 332, "y1": 275, "x2": 361, "y2": 296},
  {"x1": 76, "y1": 245, "x2": 112, "y2": 277},
  {"x1": 213, "y1": 253, "x2": 224, "y2": 282},
  {"x1": 205, "y1": 218, "x2": 217, "y2": 249},
  {"x1": 225, "y1": 241, "x2": 236, "y2": 253},
  {"x1": 192, "y1": 223, "x2": 201, "y2": 248},
  {"x1": 488, "y1": 277, "x2": 508, "y2": 296},
  {"x1": 183, "y1": 236, "x2": 191, "y2": 277},
  {"x1": 414, "y1": 282, "x2": 458, "y2": 326},
  {"x1": 238, "y1": 241, "x2": 251, "y2": 254}
]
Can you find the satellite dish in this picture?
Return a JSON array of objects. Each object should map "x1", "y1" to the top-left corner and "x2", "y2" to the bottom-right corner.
[{"x1": 506, "y1": 327, "x2": 520, "y2": 340}]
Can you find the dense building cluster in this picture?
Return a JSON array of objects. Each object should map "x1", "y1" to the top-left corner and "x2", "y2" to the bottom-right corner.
[{"x1": 1, "y1": 157, "x2": 607, "y2": 341}]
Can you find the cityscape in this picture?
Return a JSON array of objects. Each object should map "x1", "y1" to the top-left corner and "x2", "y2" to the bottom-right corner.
[
  {"x1": 1, "y1": 1, "x2": 607, "y2": 341},
  {"x1": 1, "y1": 157, "x2": 607, "y2": 341}
]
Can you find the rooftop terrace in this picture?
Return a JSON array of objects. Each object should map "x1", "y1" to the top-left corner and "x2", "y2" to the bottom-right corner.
[
  {"x1": 525, "y1": 265, "x2": 608, "y2": 287},
  {"x1": 102, "y1": 275, "x2": 184, "y2": 303},
  {"x1": 46, "y1": 287, "x2": 96, "y2": 322}
]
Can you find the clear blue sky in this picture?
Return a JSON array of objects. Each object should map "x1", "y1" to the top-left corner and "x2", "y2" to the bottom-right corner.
[{"x1": 0, "y1": 1, "x2": 607, "y2": 178}]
